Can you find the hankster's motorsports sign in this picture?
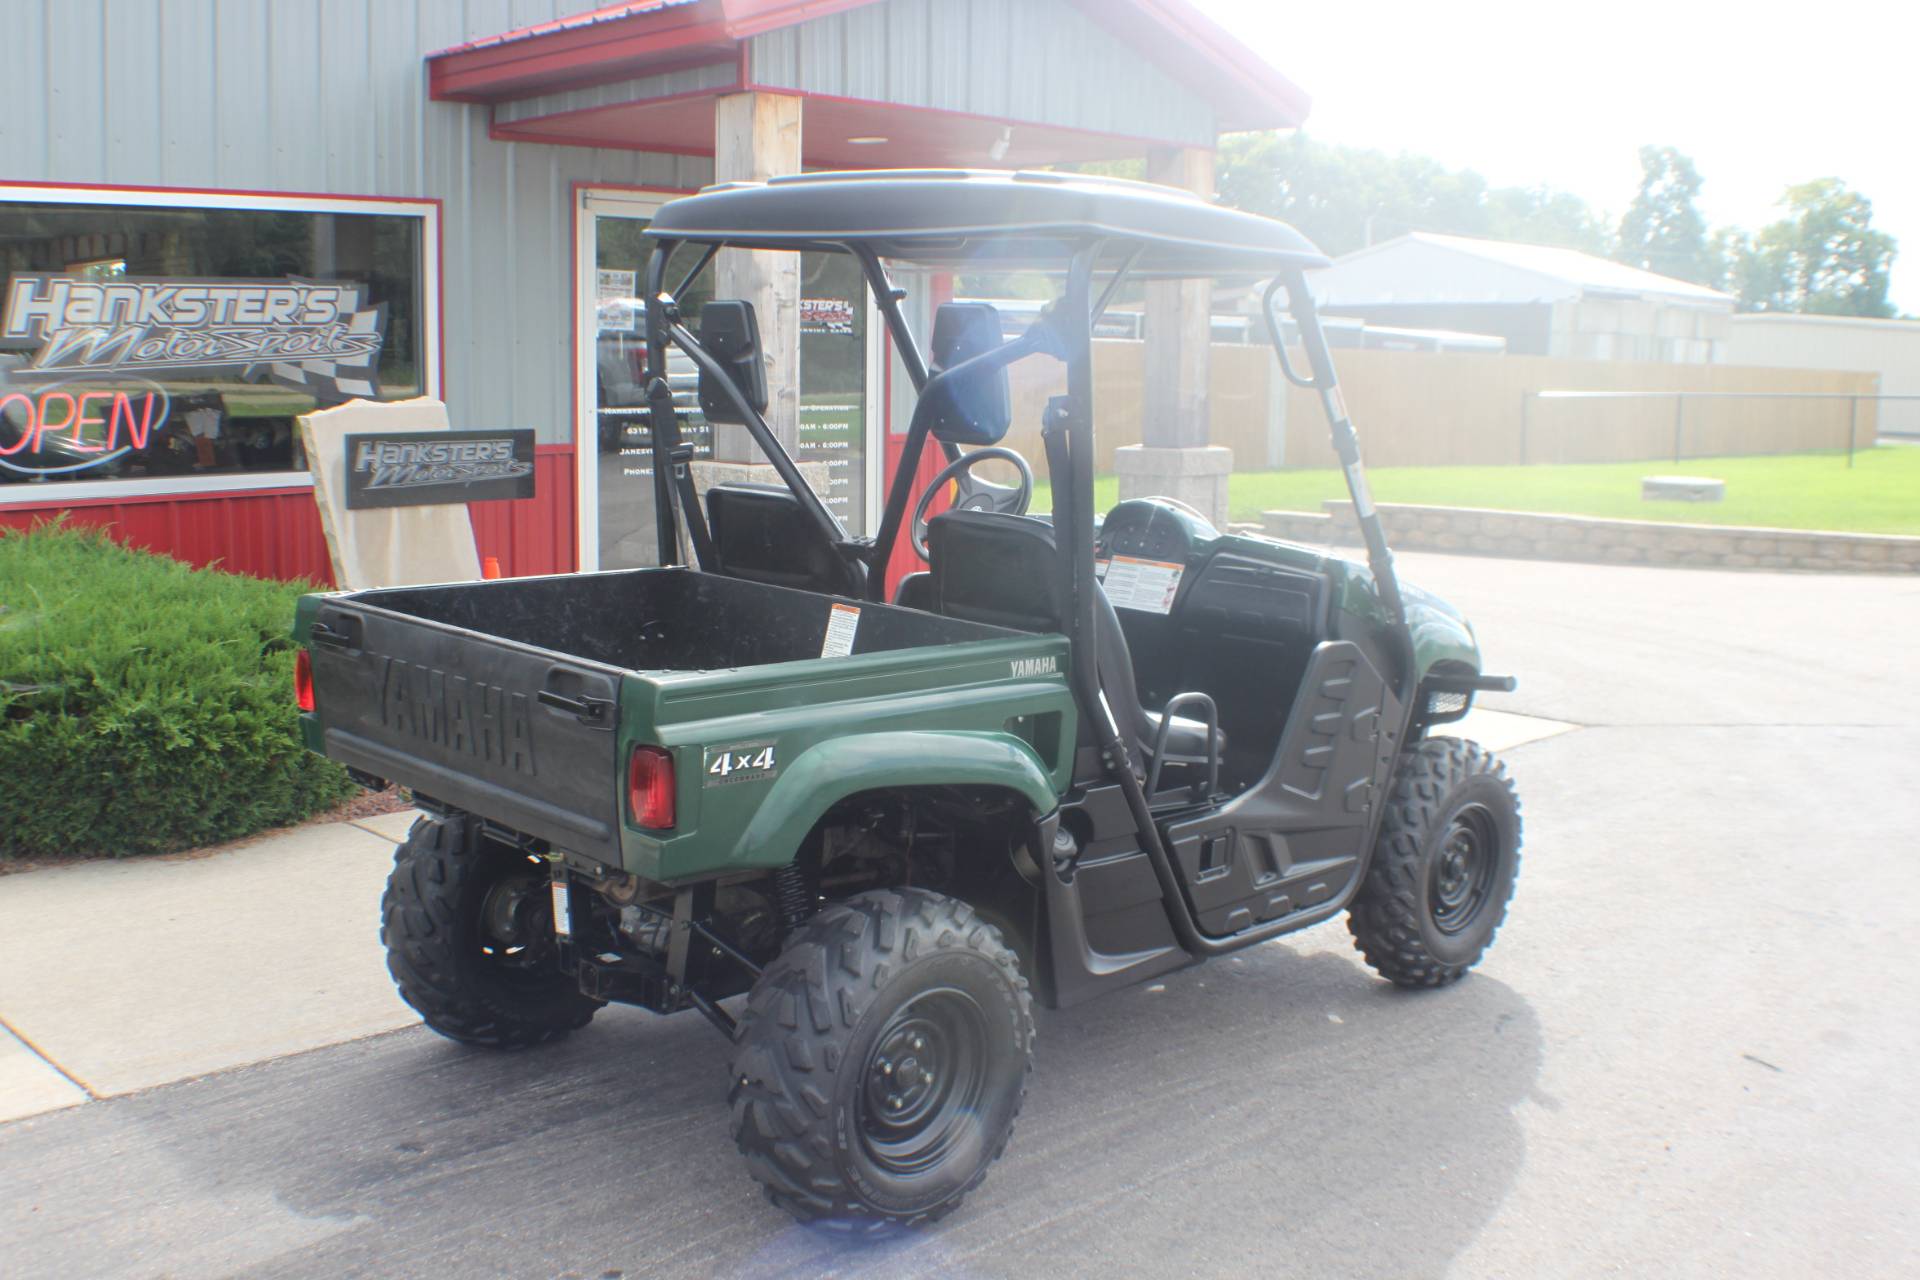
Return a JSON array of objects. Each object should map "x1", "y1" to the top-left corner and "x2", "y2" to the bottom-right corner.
[
  {"x1": 1, "y1": 273, "x2": 385, "y2": 402},
  {"x1": 343, "y1": 429, "x2": 536, "y2": 509}
]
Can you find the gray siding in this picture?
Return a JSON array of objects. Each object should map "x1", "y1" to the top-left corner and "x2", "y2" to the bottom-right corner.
[
  {"x1": 749, "y1": 0, "x2": 1215, "y2": 149},
  {"x1": 0, "y1": 0, "x2": 714, "y2": 445}
]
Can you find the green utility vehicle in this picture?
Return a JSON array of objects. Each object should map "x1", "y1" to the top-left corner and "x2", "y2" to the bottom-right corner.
[{"x1": 295, "y1": 170, "x2": 1522, "y2": 1232}]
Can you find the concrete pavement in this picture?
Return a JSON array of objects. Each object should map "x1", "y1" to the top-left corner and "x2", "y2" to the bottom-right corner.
[
  {"x1": 1, "y1": 551, "x2": 1916, "y2": 1278},
  {"x1": 0, "y1": 809, "x2": 419, "y2": 1115},
  {"x1": 0, "y1": 706, "x2": 1569, "y2": 1124}
]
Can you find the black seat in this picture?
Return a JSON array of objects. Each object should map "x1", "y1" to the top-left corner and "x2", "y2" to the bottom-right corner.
[
  {"x1": 707, "y1": 483, "x2": 864, "y2": 596},
  {"x1": 927, "y1": 508, "x2": 1224, "y2": 770}
]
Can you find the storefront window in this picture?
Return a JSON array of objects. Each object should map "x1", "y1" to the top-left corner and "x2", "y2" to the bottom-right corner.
[{"x1": 0, "y1": 192, "x2": 431, "y2": 491}]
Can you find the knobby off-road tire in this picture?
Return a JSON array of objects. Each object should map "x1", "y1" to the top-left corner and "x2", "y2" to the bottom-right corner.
[
  {"x1": 381, "y1": 814, "x2": 602, "y2": 1048},
  {"x1": 729, "y1": 889, "x2": 1035, "y2": 1234},
  {"x1": 1348, "y1": 737, "x2": 1522, "y2": 988}
]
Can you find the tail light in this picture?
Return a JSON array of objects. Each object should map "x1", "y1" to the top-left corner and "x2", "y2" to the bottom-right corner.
[
  {"x1": 628, "y1": 745, "x2": 676, "y2": 829},
  {"x1": 294, "y1": 649, "x2": 315, "y2": 712}
]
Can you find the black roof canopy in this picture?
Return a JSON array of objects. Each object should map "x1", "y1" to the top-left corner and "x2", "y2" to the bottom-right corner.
[{"x1": 646, "y1": 169, "x2": 1330, "y2": 276}]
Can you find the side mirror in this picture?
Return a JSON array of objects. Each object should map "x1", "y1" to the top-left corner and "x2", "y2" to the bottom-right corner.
[
  {"x1": 696, "y1": 300, "x2": 769, "y2": 424},
  {"x1": 925, "y1": 302, "x2": 1012, "y2": 445}
]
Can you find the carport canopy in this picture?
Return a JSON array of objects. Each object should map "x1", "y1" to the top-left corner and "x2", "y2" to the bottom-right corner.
[{"x1": 426, "y1": 0, "x2": 1311, "y2": 169}]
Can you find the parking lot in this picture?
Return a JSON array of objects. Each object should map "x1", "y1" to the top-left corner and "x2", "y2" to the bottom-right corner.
[{"x1": 3, "y1": 551, "x2": 1916, "y2": 1279}]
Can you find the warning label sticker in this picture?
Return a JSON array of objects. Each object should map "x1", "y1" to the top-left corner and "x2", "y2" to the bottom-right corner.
[
  {"x1": 821, "y1": 602, "x2": 861, "y2": 658},
  {"x1": 1096, "y1": 555, "x2": 1184, "y2": 614}
]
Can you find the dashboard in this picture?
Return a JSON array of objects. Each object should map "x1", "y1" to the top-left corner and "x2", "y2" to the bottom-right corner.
[{"x1": 1096, "y1": 498, "x2": 1326, "y2": 643}]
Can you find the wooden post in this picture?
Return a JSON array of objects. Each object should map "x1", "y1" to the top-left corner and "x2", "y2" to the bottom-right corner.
[
  {"x1": 1143, "y1": 147, "x2": 1214, "y2": 450},
  {"x1": 1117, "y1": 146, "x2": 1234, "y2": 527},
  {"x1": 711, "y1": 91, "x2": 802, "y2": 462}
]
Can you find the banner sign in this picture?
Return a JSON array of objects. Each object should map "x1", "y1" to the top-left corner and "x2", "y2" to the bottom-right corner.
[
  {"x1": 597, "y1": 269, "x2": 638, "y2": 333},
  {"x1": 800, "y1": 297, "x2": 856, "y2": 336},
  {"x1": 343, "y1": 429, "x2": 536, "y2": 509},
  {"x1": 1, "y1": 273, "x2": 385, "y2": 402}
]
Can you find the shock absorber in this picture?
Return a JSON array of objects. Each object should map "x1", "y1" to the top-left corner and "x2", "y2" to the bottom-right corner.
[{"x1": 771, "y1": 863, "x2": 817, "y2": 934}]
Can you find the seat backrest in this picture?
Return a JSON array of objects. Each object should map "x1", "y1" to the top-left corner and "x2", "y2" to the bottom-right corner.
[
  {"x1": 927, "y1": 509, "x2": 1154, "y2": 758},
  {"x1": 707, "y1": 483, "x2": 862, "y2": 596},
  {"x1": 928, "y1": 509, "x2": 1062, "y2": 631}
]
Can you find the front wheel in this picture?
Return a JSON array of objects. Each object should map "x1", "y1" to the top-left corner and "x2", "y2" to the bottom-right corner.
[
  {"x1": 729, "y1": 889, "x2": 1035, "y2": 1233},
  {"x1": 1348, "y1": 737, "x2": 1522, "y2": 988}
]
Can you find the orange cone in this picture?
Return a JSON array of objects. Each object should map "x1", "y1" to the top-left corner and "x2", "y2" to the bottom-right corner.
[{"x1": 482, "y1": 555, "x2": 502, "y2": 579}]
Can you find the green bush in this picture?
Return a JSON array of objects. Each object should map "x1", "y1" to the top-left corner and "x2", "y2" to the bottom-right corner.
[{"x1": 0, "y1": 522, "x2": 355, "y2": 859}]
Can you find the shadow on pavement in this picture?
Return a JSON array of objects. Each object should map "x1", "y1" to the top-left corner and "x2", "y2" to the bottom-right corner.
[{"x1": 1, "y1": 937, "x2": 1541, "y2": 1280}]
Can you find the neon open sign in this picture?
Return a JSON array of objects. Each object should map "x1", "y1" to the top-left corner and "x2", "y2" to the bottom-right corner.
[{"x1": 0, "y1": 378, "x2": 169, "y2": 475}]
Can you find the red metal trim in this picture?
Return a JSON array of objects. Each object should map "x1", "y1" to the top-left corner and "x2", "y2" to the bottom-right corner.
[
  {"x1": 3, "y1": 444, "x2": 581, "y2": 584},
  {"x1": 428, "y1": 0, "x2": 879, "y2": 100},
  {"x1": 0, "y1": 483, "x2": 315, "y2": 512},
  {"x1": 432, "y1": 9, "x2": 736, "y2": 101},
  {"x1": 432, "y1": 2, "x2": 700, "y2": 58},
  {"x1": 425, "y1": 0, "x2": 1308, "y2": 131},
  {"x1": 0, "y1": 444, "x2": 574, "y2": 515}
]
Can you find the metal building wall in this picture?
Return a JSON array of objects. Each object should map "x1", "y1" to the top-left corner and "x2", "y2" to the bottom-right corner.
[
  {"x1": 0, "y1": 0, "x2": 715, "y2": 448},
  {"x1": 749, "y1": 0, "x2": 1216, "y2": 149}
]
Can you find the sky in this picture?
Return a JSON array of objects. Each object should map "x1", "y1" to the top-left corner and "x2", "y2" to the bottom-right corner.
[{"x1": 1190, "y1": 0, "x2": 1920, "y2": 312}]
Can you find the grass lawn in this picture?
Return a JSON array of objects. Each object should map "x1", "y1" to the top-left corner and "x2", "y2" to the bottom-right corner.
[{"x1": 1033, "y1": 446, "x2": 1920, "y2": 535}]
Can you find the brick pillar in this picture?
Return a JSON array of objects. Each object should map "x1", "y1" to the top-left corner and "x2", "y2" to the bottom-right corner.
[{"x1": 1117, "y1": 145, "x2": 1232, "y2": 528}]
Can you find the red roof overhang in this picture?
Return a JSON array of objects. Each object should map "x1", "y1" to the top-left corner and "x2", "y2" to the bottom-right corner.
[{"x1": 429, "y1": 0, "x2": 1310, "y2": 146}]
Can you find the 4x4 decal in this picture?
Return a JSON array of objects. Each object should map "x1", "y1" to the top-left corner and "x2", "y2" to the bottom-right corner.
[{"x1": 703, "y1": 741, "x2": 777, "y2": 786}]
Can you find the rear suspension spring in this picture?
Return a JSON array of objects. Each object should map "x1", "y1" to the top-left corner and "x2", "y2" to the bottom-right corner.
[{"x1": 771, "y1": 863, "x2": 817, "y2": 933}]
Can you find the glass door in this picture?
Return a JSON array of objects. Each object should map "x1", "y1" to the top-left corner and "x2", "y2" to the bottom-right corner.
[
  {"x1": 576, "y1": 189, "x2": 880, "y2": 572},
  {"x1": 577, "y1": 191, "x2": 708, "y2": 571}
]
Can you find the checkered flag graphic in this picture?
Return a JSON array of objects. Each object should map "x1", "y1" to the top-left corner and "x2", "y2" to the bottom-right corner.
[{"x1": 268, "y1": 302, "x2": 385, "y2": 404}]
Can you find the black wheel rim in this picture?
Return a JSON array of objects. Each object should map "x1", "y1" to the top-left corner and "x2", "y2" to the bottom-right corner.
[
  {"x1": 858, "y1": 988, "x2": 988, "y2": 1177},
  {"x1": 1429, "y1": 803, "x2": 1500, "y2": 936}
]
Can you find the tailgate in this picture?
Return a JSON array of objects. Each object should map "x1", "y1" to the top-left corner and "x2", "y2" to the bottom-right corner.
[{"x1": 306, "y1": 598, "x2": 624, "y2": 864}]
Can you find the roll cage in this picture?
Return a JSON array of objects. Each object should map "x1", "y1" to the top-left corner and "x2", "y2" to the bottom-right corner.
[{"x1": 638, "y1": 168, "x2": 1416, "y2": 954}]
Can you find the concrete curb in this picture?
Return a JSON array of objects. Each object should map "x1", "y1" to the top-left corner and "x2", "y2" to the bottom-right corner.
[{"x1": 1262, "y1": 501, "x2": 1920, "y2": 573}]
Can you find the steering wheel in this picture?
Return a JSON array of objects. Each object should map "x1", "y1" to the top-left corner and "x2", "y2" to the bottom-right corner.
[{"x1": 910, "y1": 446, "x2": 1034, "y2": 561}]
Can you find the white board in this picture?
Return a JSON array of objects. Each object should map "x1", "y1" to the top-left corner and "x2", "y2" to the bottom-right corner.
[{"x1": 298, "y1": 398, "x2": 483, "y2": 590}]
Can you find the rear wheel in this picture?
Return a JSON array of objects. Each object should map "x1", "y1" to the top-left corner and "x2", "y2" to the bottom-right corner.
[
  {"x1": 1348, "y1": 737, "x2": 1521, "y2": 988},
  {"x1": 381, "y1": 814, "x2": 602, "y2": 1047},
  {"x1": 729, "y1": 889, "x2": 1034, "y2": 1233}
]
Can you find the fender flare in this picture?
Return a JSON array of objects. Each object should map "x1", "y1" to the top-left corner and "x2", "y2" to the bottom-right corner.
[{"x1": 726, "y1": 731, "x2": 1059, "y2": 869}]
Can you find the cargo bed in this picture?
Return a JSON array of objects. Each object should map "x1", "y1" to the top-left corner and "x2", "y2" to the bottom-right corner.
[{"x1": 298, "y1": 569, "x2": 1013, "y2": 864}]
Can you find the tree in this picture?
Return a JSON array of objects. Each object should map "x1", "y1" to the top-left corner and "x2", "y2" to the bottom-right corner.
[
  {"x1": 1215, "y1": 131, "x2": 1608, "y2": 258},
  {"x1": 1615, "y1": 146, "x2": 1712, "y2": 283},
  {"x1": 1484, "y1": 185, "x2": 1611, "y2": 256},
  {"x1": 1740, "y1": 179, "x2": 1898, "y2": 317}
]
